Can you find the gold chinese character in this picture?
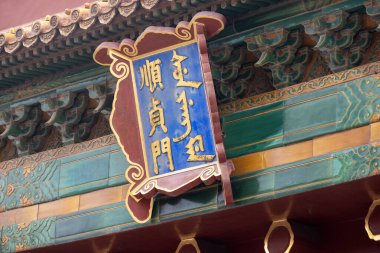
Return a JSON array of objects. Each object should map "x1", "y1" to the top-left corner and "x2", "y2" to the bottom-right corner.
[
  {"x1": 185, "y1": 135, "x2": 215, "y2": 162},
  {"x1": 151, "y1": 137, "x2": 174, "y2": 174},
  {"x1": 173, "y1": 91, "x2": 193, "y2": 142},
  {"x1": 171, "y1": 50, "x2": 202, "y2": 88},
  {"x1": 140, "y1": 58, "x2": 164, "y2": 93},
  {"x1": 149, "y1": 97, "x2": 168, "y2": 136}
]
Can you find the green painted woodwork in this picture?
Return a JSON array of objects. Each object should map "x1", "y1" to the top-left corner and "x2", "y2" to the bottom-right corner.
[
  {"x1": 0, "y1": 144, "x2": 129, "y2": 212},
  {"x1": 0, "y1": 72, "x2": 379, "y2": 213},
  {"x1": 222, "y1": 101, "x2": 284, "y2": 157},
  {"x1": 55, "y1": 202, "x2": 137, "y2": 243},
  {"x1": 336, "y1": 77, "x2": 380, "y2": 131},
  {"x1": 0, "y1": 0, "x2": 373, "y2": 108},
  {"x1": 109, "y1": 150, "x2": 131, "y2": 187},
  {"x1": 0, "y1": 0, "x2": 379, "y2": 157},
  {"x1": 59, "y1": 145, "x2": 127, "y2": 197},
  {"x1": 0, "y1": 218, "x2": 55, "y2": 253},
  {"x1": 233, "y1": 144, "x2": 380, "y2": 206},
  {"x1": 3, "y1": 1, "x2": 380, "y2": 249},
  {"x1": 246, "y1": 28, "x2": 311, "y2": 88},
  {"x1": 222, "y1": 74, "x2": 380, "y2": 158},
  {"x1": 0, "y1": 105, "x2": 46, "y2": 156},
  {"x1": 54, "y1": 185, "x2": 220, "y2": 244},
  {"x1": 158, "y1": 185, "x2": 219, "y2": 221},
  {"x1": 0, "y1": 65, "x2": 111, "y2": 109},
  {"x1": 0, "y1": 74, "x2": 377, "y2": 211},
  {"x1": 0, "y1": 160, "x2": 60, "y2": 212},
  {"x1": 209, "y1": 0, "x2": 366, "y2": 49},
  {"x1": 59, "y1": 151, "x2": 110, "y2": 198},
  {"x1": 303, "y1": 11, "x2": 371, "y2": 72},
  {"x1": 0, "y1": 0, "x2": 289, "y2": 87},
  {"x1": 2, "y1": 143, "x2": 379, "y2": 251},
  {"x1": 0, "y1": 66, "x2": 116, "y2": 155},
  {"x1": 210, "y1": 46, "x2": 262, "y2": 103},
  {"x1": 283, "y1": 86, "x2": 338, "y2": 144}
]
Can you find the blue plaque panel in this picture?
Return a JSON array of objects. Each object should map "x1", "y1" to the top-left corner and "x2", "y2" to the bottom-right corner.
[{"x1": 132, "y1": 42, "x2": 217, "y2": 176}]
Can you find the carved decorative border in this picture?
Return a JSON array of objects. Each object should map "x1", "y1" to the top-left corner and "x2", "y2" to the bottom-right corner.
[
  {"x1": 0, "y1": 0, "x2": 162, "y2": 54},
  {"x1": 0, "y1": 134, "x2": 117, "y2": 173},
  {"x1": 220, "y1": 61, "x2": 380, "y2": 115}
]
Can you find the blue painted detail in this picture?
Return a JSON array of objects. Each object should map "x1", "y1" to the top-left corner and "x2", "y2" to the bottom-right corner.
[{"x1": 132, "y1": 42, "x2": 217, "y2": 176}]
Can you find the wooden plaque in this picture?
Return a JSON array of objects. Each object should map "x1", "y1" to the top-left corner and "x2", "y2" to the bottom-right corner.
[{"x1": 94, "y1": 12, "x2": 233, "y2": 223}]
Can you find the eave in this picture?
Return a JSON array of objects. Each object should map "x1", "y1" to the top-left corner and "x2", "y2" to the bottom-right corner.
[{"x1": 0, "y1": 0, "x2": 284, "y2": 88}]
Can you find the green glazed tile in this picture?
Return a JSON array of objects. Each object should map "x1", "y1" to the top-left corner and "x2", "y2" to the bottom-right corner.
[
  {"x1": 56, "y1": 202, "x2": 136, "y2": 243},
  {"x1": 337, "y1": 77, "x2": 380, "y2": 131},
  {"x1": 336, "y1": 80, "x2": 368, "y2": 131},
  {"x1": 334, "y1": 144, "x2": 380, "y2": 182},
  {"x1": 109, "y1": 149, "x2": 129, "y2": 186},
  {"x1": 59, "y1": 152, "x2": 110, "y2": 198},
  {"x1": 59, "y1": 145, "x2": 114, "y2": 164},
  {"x1": 284, "y1": 85, "x2": 338, "y2": 105},
  {"x1": 223, "y1": 101, "x2": 285, "y2": 158},
  {"x1": 158, "y1": 184, "x2": 218, "y2": 221},
  {"x1": 232, "y1": 171, "x2": 275, "y2": 205},
  {"x1": 0, "y1": 173, "x2": 7, "y2": 211},
  {"x1": 284, "y1": 89, "x2": 338, "y2": 144},
  {"x1": 1, "y1": 218, "x2": 55, "y2": 253},
  {"x1": 274, "y1": 156, "x2": 334, "y2": 193},
  {"x1": 5, "y1": 160, "x2": 60, "y2": 211}
]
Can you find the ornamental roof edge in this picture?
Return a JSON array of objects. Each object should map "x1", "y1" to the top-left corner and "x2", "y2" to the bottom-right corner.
[{"x1": 0, "y1": 0, "x2": 162, "y2": 55}]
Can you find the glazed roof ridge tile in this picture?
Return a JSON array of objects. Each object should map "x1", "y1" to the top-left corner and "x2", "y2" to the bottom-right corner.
[{"x1": 0, "y1": 0, "x2": 160, "y2": 55}]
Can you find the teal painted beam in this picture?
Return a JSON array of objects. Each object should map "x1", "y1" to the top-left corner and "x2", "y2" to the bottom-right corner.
[
  {"x1": 0, "y1": 67, "x2": 379, "y2": 211},
  {"x1": 1, "y1": 142, "x2": 379, "y2": 251},
  {"x1": 222, "y1": 69, "x2": 380, "y2": 157},
  {"x1": 0, "y1": 217, "x2": 55, "y2": 253},
  {"x1": 232, "y1": 143, "x2": 379, "y2": 205},
  {"x1": 0, "y1": 142, "x2": 129, "y2": 212}
]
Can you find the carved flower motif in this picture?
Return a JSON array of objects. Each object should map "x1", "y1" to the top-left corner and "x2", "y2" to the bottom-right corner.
[
  {"x1": 1, "y1": 235, "x2": 9, "y2": 245},
  {"x1": 23, "y1": 167, "x2": 32, "y2": 177},
  {"x1": 6, "y1": 184, "x2": 14, "y2": 196},
  {"x1": 16, "y1": 244, "x2": 28, "y2": 251},
  {"x1": 370, "y1": 113, "x2": 380, "y2": 123},
  {"x1": 17, "y1": 222, "x2": 28, "y2": 231},
  {"x1": 21, "y1": 196, "x2": 32, "y2": 206}
]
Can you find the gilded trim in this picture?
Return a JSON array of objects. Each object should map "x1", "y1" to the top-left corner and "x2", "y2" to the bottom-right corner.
[
  {"x1": 175, "y1": 238, "x2": 201, "y2": 253},
  {"x1": 264, "y1": 220, "x2": 294, "y2": 253},
  {"x1": 365, "y1": 199, "x2": 380, "y2": 241}
]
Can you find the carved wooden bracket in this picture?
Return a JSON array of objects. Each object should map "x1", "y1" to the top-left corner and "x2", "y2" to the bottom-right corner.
[
  {"x1": 303, "y1": 10, "x2": 372, "y2": 72},
  {"x1": 366, "y1": 0, "x2": 380, "y2": 30},
  {"x1": 245, "y1": 28, "x2": 311, "y2": 89},
  {"x1": 0, "y1": 105, "x2": 50, "y2": 156},
  {"x1": 87, "y1": 81, "x2": 116, "y2": 119},
  {"x1": 210, "y1": 46, "x2": 262, "y2": 103},
  {"x1": 40, "y1": 91, "x2": 96, "y2": 145}
]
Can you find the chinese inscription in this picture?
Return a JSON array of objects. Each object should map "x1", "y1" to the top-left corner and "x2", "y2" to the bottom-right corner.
[
  {"x1": 134, "y1": 43, "x2": 217, "y2": 176},
  {"x1": 140, "y1": 59, "x2": 165, "y2": 93}
]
